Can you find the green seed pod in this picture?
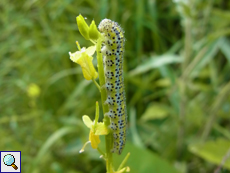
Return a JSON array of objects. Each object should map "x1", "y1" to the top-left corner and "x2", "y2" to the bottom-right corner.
[
  {"x1": 89, "y1": 20, "x2": 100, "y2": 40},
  {"x1": 76, "y1": 15, "x2": 90, "y2": 40}
]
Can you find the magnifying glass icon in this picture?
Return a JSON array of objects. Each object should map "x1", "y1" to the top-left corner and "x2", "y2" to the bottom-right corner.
[{"x1": 3, "y1": 154, "x2": 18, "y2": 170}]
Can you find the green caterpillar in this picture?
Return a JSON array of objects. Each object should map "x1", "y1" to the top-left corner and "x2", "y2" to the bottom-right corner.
[{"x1": 98, "y1": 19, "x2": 127, "y2": 155}]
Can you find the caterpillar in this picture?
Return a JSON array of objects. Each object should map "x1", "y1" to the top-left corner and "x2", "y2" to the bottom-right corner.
[{"x1": 98, "y1": 19, "x2": 127, "y2": 155}]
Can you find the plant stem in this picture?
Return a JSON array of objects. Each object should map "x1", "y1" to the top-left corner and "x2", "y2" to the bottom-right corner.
[
  {"x1": 92, "y1": 78, "x2": 101, "y2": 92},
  {"x1": 97, "y1": 147, "x2": 106, "y2": 157},
  {"x1": 177, "y1": 18, "x2": 192, "y2": 159},
  {"x1": 117, "y1": 152, "x2": 130, "y2": 171},
  {"x1": 214, "y1": 147, "x2": 230, "y2": 173},
  {"x1": 96, "y1": 38, "x2": 113, "y2": 172},
  {"x1": 202, "y1": 81, "x2": 230, "y2": 140},
  {"x1": 182, "y1": 46, "x2": 208, "y2": 78}
]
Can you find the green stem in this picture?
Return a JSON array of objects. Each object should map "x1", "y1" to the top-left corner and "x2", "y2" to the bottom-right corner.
[
  {"x1": 177, "y1": 17, "x2": 192, "y2": 159},
  {"x1": 95, "y1": 101, "x2": 99, "y2": 127},
  {"x1": 90, "y1": 39, "x2": 96, "y2": 44},
  {"x1": 97, "y1": 147, "x2": 106, "y2": 158},
  {"x1": 76, "y1": 41, "x2": 81, "y2": 50},
  {"x1": 92, "y1": 78, "x2": 101, "y2": 92},
  {"x1": 202, "y1": 81, "x2": 230, "y2": 140},
  {"x1": 96, "y1": 38, "x2": 113, "y2": 172},
  {"x1": 182, "y1": 46, "x2": 208, "y2": 78},
  {"x1": 117, "y1": 152, "x2": 130, "y2": 171}
]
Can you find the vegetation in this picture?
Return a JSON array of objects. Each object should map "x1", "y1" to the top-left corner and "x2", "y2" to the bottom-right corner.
[{"x1": 1, "y1": 0, "x2": 230, "y2": 172}]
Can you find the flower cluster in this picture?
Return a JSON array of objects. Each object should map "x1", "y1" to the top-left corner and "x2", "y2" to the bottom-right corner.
[{"x1": 69, "y1": 14, "x2": 100, "y2": 81}]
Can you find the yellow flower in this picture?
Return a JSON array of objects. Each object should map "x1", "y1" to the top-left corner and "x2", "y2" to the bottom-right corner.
[
  {"x1": 80, "y1": 102, "x2": 109, "y2": 153},
  {"x1": 80, "y1": 115, "x2": 109, "y2": 151},
  {"x1": 27, "y1": 83, "x2": 40, "y2": 98},
  {"x1": 69, "y1": 46, "x2": 98, "y2": 80}
]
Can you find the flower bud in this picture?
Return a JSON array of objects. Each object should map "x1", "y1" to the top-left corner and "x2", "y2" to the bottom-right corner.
[
  {"x1": 89, "y1": 20, "x2": 100, "y2": 40},
  {"x1": 76, "y1": 15, "x2": 90, "y2": 40}
]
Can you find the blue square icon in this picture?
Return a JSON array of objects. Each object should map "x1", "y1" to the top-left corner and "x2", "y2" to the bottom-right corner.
[{"x1": 0, "y1": 151, "x2": 21, "y2": 173}]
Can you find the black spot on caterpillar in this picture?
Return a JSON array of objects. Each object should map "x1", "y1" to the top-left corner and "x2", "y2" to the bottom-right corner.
[{"x1": 98, "y1": 19, "x2": 127, "y2": 155}]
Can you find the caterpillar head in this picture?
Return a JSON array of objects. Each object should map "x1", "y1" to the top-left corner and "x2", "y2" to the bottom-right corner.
[
  {"x1": 98, "y1": 19, "x2": 112, "y2": 32},
  {"x1": 98, "y1": 19, "x2": 121, "y2": 34}
]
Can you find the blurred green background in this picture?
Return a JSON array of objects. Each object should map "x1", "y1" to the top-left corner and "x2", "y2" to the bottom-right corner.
[{"x1": 1, "y1": 0, "x2": 230, "y2": 172}]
